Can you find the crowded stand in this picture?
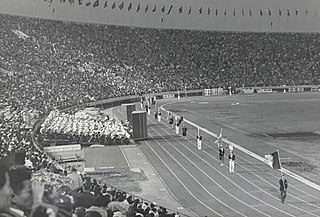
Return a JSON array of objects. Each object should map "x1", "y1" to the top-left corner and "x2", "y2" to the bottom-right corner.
[{"x1": 1, "y1": 9, "x2": 320, "y2": 216}]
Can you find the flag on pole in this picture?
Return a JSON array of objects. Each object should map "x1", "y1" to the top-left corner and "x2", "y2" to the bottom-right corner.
[
  {"x1": 136, "y1": 3, "x2": 140, "y2": 12},
  {"x1": 287, "y1": 9, "x2": 290, "y2": 16},
  {"x1": 279, "y1": 9, "x2": 282, "y2": 16},
  {"x1": 104, "y1": 0, "x2": 107, "y2": 7},
  {"x1": 188, "y1": 6, "x2": 191, "y2": 15},
  {"x1": 224, "y1": 8, "x2": 226, "y2": 15},
  {"x1": 249, "y1": 9, "x2": 252, "y2": 16},
  {"x1": 260, "y1": 9, "x2": 263, "y2": 16},
  {"x1": 128, "y1": 2, "x2": 132, "y2": 11},
  {"x1": 152, "y1": 5, "x2": 156, "y2": 12},
  {"x1": 145, "y1": 4, "x2": 149, "y2": 13},
  {"x1": 119, "y1": 2, "x2": 124, "y2": 10},
  {"x1": 199, "y1": 7, "x2": 202, "y2": 14},
  {"x1": 215, "y1": 9, "x2": 218, "y2": 16},
  {"x1": 269, "y1": 9, "x2": 271, "y2": 16},
  {"x1": 233, "y1": 8, "x2": 235, "y2": 16},
  {"x1": 208, "y1": 7, "x2": 210, "y2": 15},
  {"x1": 295, "y1": 9, "x2": 298, "y2": 15},
  {"x1": 265, "y1": 151, "x2": 281, "y2": 169},
  {"x1": 112, "y1": 1, "x2": 115, "y2": 9},
  {"x1": 167, "y1": 5, "x2": 173, "y2": 15},
  {"x1": 161, "y1": 5, "x2": 165, "y2": 13},
  {"x1": 242, "y1": 9, "x2": 244, "y2": 16},
  {"x1": 178, "y1": 6, "x2": 182, "y2": 14},
  {"x1": 215, "y1": 128, "x2": 223, "y2": 145},
  {"x1": 93, "y1": 0, "x2": 99, "y2": 7}
]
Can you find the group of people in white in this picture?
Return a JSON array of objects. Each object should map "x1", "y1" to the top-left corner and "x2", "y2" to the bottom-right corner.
[{"x1": 40, "y1": 110, "x2": 131, "y2": 145}]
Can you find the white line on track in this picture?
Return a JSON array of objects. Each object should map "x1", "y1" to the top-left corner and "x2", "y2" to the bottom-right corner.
[
  {"x1": 119, "y1": 145, "x2": 132, "y2": 170},
  {"x1": 148, "y1": 118, "x2": 292, "y2": 217}
]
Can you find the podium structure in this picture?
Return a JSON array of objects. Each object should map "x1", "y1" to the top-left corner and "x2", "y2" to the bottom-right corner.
[
  {"x1": 121, "y1": 103, "x2": 136, "y2": 124},
  {"x1": 132, "y1": 111, "x2": 148, "y2": 141}
]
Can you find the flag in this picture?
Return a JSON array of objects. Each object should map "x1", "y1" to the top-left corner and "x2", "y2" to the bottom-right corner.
[
  {"x1": 242, "y1": 9, "x2": 244, "y2": 16},
  {"x1": 233, "y1": 8, "x2": 235, "y2": 16},
  {"x1": 167, "y1": 5, "x2": 173, "y2": 15},
  {"x1": 249, "y1": 9, "x2": 252, "y2": 16},
  {"x1": 265, "y1": 151, "x2": 281, "y2": 169},
  {"x1": 152, "y1": 5, "x2": 156, "y2": 12},
  {"x1": 145, "y1": 4, "x2": 148, "y2": 13},
  {"x1": 104, "y1": 0, "x2": 107, "y2": 7},
  {"x1": 260, "y1": 9, "x2": 263, "y2": 16},
  {"x1": 119, "y1": 2, "x2": 123, "y2": 10},
  {"x1": 93, "y1": 0, "x2": 99, "y2": 7},
  {"x1": 208, "y1": 7, "x2": 210, "y2": 15},
  {"x1": 287, "y1": 9, "x2": 290, "y2": 16},
  {"x1": 224, "y1": 8, "x2": 226, "y2": 15},
  {"x1": 199, "y1": 7, "x2": 202, "y2": 14},
  {"x1": 188, "y1": 6, "x2": 191, "y2": 15},
  {"x1": 279, "y1": 9, "x2": 282, "y2": 16},
  {"x1": 79, "y1": 0, "x2": 83, "y2": 5},
  {"x1": 128, "y1": 2, "x2": 132, "y2": 11},
  {"x1": 295, "y1": 9, "x2": 298, "y2": 15},
  {"x1": 215, "y1": 128, "x2": 223, "y2": 145},
  {"x1": 161, "y1": 5, "x2": 165, "y2": 13},
  {"x1": 178, "y1": 6, "x2": 182, "y2": 14},
  {"x1": 85, "y1": 1, "x2": 91, "y2": 6},
  {"x1": 136, "y1": 3, "x2": 140, "y2": 12},
  {"x1": 111, "y1": 2, "x2": 115, "y2": 9},
  {"x1": 269, "y1": 9, "x2": 271, "y2": 16}
]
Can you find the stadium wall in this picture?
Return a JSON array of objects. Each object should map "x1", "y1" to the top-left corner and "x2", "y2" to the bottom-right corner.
[{"x1": 2, "y1": 0, "x2": 320, "y2": 32}]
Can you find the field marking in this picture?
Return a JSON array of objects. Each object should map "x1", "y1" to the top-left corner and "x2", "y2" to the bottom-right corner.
[
  {"x1": 119, "y1": 145, "x2": 132, "y2": 170},
  {"x1": 99, "y1": 166, "x2": 114, "y2": 169},
  {"x1": 160, "y1": 102, "x2": 320, "y2": 192},
  {"x1": 148, "y1": 118, "x2": 298, "y2": 217},
  {"x1": 262, "y1": 133, "x2": 274, "y2": 139}
]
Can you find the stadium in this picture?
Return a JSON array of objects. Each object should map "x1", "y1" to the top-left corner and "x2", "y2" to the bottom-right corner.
[{"x1": 1, "y1": 0, "x2": 320, "y2": 216}]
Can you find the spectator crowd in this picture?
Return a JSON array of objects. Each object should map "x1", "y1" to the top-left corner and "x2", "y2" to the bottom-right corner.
[{"x1": 1, "y1": 10, "x2": 320, "y2": 217}]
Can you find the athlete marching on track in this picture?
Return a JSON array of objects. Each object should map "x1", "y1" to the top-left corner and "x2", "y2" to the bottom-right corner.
[
  {"x1": 219, "y1": 145, "x2": 225, "y2": 166},
  {"x1": 279, "y1": 174, "x2": 288, "y2": 203}
]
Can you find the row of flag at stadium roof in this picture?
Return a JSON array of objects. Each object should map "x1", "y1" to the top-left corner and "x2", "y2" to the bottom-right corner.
[{"x1": 44, "y1": 0, "x2": 319, "y2": 16}]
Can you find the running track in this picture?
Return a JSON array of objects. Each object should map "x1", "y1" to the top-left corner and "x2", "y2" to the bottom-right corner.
[{"x1": 137, "y1": 97, "x2": 320, "y2": 217}]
